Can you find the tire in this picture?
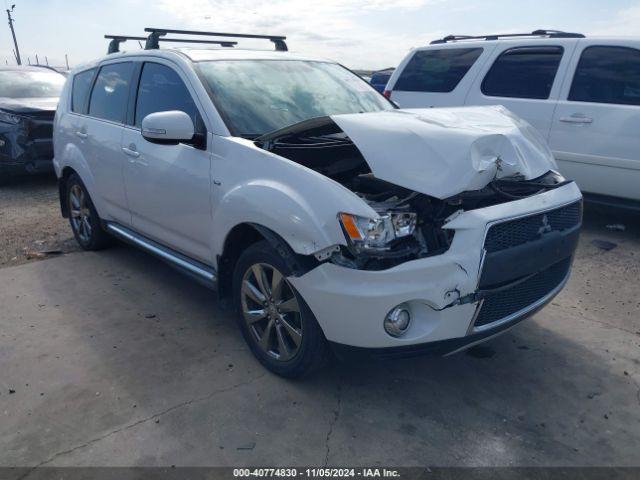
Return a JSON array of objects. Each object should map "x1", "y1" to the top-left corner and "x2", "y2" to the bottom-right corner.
[
  {"x1": 66, "y1": 173, "x2": 111, "y2": 251},
  {"x1": 233, "y1": 240, "x2": 329, "y2": 378}
]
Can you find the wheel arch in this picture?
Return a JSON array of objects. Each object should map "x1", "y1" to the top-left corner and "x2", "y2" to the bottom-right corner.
[
  {"x1": 217, "y1": 222, "x2": 319, "y2": 303},
  {"x1": 58, "y1": 166, "x2": 79, "y2": 218}
]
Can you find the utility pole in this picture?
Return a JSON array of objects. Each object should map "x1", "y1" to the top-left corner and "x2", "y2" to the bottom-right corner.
[{"x1": 6, "y1": 5, "x2": 21, "y2": 65}]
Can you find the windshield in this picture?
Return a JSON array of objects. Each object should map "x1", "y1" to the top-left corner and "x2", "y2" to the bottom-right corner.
[
  {"x1": 0, "y1": 70, "x2": 65, "y2": 99},
  {"x1": 197, "y1": 60, "x2": 393, "y2": 137}
]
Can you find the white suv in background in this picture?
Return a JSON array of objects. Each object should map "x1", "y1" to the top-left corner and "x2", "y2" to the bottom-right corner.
[
  {"x1": 54, "y1": 29, "x2": 582, "y2": 378},
  {"x1": 385, "y1": 30, "x2": 640, "y2": 208}
]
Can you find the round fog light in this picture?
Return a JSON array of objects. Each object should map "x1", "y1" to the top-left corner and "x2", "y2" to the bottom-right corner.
[{"x1": 384, "y1": 305, "x2": 411, "y2": 337}]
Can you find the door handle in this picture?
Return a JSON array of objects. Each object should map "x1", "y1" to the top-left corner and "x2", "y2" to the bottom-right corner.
[
  {"x1": 559, "y1": 114, "x2": 593, "y2": 124},
  {"x1": 122, "y1": 146, "x2": 140, "y2": 158},
  {"x1": 75, "y1": 131, "x2": 88, "y2": 139}
]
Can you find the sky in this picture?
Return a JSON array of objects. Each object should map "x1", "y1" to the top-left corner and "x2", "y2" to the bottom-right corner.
[{"x1": 1, "y1": 0, "x2": 640, "y2": 70}]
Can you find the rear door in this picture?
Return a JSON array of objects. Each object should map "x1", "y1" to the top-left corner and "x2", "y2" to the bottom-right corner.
[
  {"x1": 81, "y1": 61, "x2": 136, "y2": 224},
  {"x1": 387, "y1": 45, "x2": 493, "y2": 108},
  {"x1": 549, "y1": 42, "x2": 640, "y2": 201},
  {"x1": 121, "y1": 60, "x2": 213, "y2": 263},
  {"x1": 465, "y1": 40, "x2": 578, "y2": 138}
]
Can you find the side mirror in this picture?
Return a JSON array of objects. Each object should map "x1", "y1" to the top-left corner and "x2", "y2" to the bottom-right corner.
[{"x1": 141, "y1": 110, "x2": 195, "y2": 143}]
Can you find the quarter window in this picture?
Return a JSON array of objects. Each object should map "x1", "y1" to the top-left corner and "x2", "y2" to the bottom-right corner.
[
  {"x1": 482, "y1": 47, "x2": 563, "y2": 99},
  {"x1": 569, "y1": 46, "x2": 640, "y2": 106},
  {"x1": 134, "y1": 63, "x2": 200, "y2": 127},
  {"x1": 394, "y1": 48, "x2": 483, "y2": 93},
  {"x1": 88, "y1": 62, "x2": 134, "y2": 123},
  {"x1": 71, "y1": 68, "x2": 96, "y2": 114}
]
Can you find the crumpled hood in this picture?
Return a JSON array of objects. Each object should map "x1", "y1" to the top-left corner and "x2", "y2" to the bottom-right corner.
[
  {"x1": 0, "y1": 96, "x2": 58, "y2": 114},
  {"x1": 330, "y1": 105, "x2": 557, "y2": 199}
]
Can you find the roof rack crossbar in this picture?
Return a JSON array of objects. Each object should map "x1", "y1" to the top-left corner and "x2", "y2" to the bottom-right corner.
[
  {"x1": 430, "y1": 29, "x2": 585, "y2": 44},
  {"x1": 105, "y1": 34, "x2": 238, "y2": 54},
  {"x1": 143, "y1": 27, "x2": 288, "y2": 51}
]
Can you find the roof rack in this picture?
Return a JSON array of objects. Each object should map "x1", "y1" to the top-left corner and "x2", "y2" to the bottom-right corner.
[
  {"x1": 430, "y1": 29, "x2": 585, "y2": 44},
  {"x1": 105, "y1": 34, "x2": 237, "y2": 54},
  {"x1": 144, "y1": 28, "x2": 288, "y2": 52}
]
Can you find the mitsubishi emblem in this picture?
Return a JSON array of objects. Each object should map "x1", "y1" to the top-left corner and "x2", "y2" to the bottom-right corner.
[{"x1": 538, "y1": 214, "x2": 552, "y2": 236}]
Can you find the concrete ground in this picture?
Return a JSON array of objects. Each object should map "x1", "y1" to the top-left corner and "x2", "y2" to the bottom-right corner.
[{"x1": 0, "y1": 193, "x2": 639, "y2": 467}]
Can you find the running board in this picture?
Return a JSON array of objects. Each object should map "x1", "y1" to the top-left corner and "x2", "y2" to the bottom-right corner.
[{"x1": 105, "y1": 223, "x2": 217, "y2": 287}]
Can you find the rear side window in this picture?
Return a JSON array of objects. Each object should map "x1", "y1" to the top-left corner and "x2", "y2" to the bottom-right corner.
[
  {"x1": 569, "y1": 46, "x2": 640, "y2": 106},
  {"x1": 394, "y1": 48, "x2": 483, "y2": 93},
  {"x1": 134, "y1": 63, "x2": 200, "y2": 127},
  {"x1": 88, "y1": 62, "x2": 134, "y2": 123},
  {"x1": 71, "y1": 69, "x2": 95, "y2": 114},
  {"x1": 482, "y1": 47, "x2": 563, "y2": 99}
]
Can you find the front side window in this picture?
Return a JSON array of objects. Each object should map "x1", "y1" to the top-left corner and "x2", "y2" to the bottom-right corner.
[
  {"x1": 71, "y1": 68, "x2": 96, "y2": 113},
  {"x1": 88, "y1": 62, "x2": 134, "y2": 123},
  {"x1": 393, "y1": 48, "x2": 483, "y2": 93},
  {"x1": 0, "y1": 69, "x2": 65, "y2": 98},
  {"x1": 569, "y1": 46, "x2": 640, "y2": 106},
  {"x1": 135, "y1": 63, "x2": 200, "y2": 127},
  {"x1": 197, "y1": 60, "x2": 392, "y2": 138},
  {"x1": 482, "y1": 46, "x2": 563, "y2": 100}
]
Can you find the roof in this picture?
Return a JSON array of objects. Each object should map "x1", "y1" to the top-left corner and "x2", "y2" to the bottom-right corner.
[
  {"x1": 0, "y1": 65, "x2": 61, "y2": 72},
  {"x1": 420, "y1": 34, "x2": 640, "y2": 50},
  {"x1": 71, "y1": 47, "x2": 333, "y2": 74}
]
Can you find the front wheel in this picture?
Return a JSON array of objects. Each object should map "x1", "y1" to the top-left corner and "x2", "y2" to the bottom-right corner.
[{"x1": 233, "y1": 241, "x2": 329, "y2": 378}]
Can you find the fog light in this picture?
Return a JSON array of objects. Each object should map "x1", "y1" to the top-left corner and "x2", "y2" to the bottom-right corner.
[{"x1": 384, "y1": 305, "x2": 411, "y2": 337}]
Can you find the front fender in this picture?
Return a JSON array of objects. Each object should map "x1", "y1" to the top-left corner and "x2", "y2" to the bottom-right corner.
[{"x1": 210, "y1": 136, "x2": 376, "y2": 257}]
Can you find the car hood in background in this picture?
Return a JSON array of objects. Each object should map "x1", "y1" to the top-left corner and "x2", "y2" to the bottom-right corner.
[
  {"x1": 330, "y1": 105, "x2": 557, "y2": 199},
  {"x1": 0, "y1": 97, "x2": 59, "y2": 114}
]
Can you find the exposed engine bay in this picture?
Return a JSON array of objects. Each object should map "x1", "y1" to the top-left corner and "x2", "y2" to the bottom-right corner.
[{"x1": 255, "y1": 114, "x2": 570, "y2": 270}]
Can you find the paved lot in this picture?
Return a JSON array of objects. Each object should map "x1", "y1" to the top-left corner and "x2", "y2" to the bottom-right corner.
[{"x1": 0, "y1": 180, "x2": 639, "y2": 467}]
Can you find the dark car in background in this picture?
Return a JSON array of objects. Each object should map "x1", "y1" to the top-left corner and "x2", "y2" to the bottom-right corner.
[
  {"x1": 369, "y1": 68, "x2": 395, "y2": 93},
  {"x1": 0, "y1": 66, "x2": 65, "y2": 183}
]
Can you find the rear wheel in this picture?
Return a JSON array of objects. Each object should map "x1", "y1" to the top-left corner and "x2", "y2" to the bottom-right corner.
[
  {"x1": 66, "y1": 173, "x2": 111, "y2": 250},
  {"x1": 233, "y1": 241, "x2": 329, "y2": 378}
]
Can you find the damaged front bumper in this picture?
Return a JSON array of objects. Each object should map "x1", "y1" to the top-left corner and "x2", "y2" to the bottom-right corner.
[
  {"x1": 288, "y1": 182, "x2": 582, "y2": 353},
  {"x1": 0, "y1": 114, "x2": 55, "y2": 177}
]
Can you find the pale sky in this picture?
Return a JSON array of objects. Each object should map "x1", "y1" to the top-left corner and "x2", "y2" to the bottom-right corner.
[{"x1": 2, "y1": 0, "x2": 640, "y2": 70}]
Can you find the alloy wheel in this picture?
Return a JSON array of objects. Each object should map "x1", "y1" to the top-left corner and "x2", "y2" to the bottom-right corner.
[
  {"x1": 69, "y1": 184, "x2": 92, "y2": 243},
  {"x1": 240, "y1": 262, "x2": 303, "y2": 361}
]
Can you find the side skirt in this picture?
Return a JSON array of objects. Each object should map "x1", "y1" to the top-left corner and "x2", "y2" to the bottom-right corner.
[{"x1": 105, "y1": 222, "x2": 217, "y2": 289}]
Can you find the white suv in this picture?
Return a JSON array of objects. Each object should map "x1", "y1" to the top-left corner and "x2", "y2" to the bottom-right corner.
[
  {"x1": 385, "y1": 30, "x2": 640, "y2": 208},
  {"x1": 53, "y1": 29, "x2": 582, "y2": 378}
]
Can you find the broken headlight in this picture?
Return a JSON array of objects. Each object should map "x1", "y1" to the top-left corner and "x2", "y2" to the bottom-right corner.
[{"x1": 339, "y1": 212, "x2": 417, "y2": 251}]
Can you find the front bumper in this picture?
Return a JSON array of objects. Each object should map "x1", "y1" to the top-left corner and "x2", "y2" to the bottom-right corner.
[
  {"x1": 0, "y1": 119, "x2": 54, "y2": 177},
  {"x1": 288, "y1": 182, "x2": 582, "y2": 350}
]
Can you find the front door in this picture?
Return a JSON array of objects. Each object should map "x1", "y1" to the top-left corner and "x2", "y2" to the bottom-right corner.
[{"x1": 122, "y1": 61, "x2": 213, "y2": 263}]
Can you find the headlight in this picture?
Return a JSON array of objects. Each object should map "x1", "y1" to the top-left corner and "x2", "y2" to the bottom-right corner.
[
  {"x1": 339, "y1": 212, "x2": 417, "y2": 251},
  {"x1": 0, "y1": 111, "x2": 23, "y2": 125}
]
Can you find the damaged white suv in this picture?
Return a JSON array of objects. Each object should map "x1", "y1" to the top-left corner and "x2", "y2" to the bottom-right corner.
[{"x1": 54, "y1": 30, "x2": 582, "y2": 377}]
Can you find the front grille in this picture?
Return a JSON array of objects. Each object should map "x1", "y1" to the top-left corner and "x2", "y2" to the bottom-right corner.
[
  {"x1": 474, "y1": 258, "x2": 571, "y2": 328},
  {"x1": 484, "y1": 201, "x2": 582, "y2": 253}
]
